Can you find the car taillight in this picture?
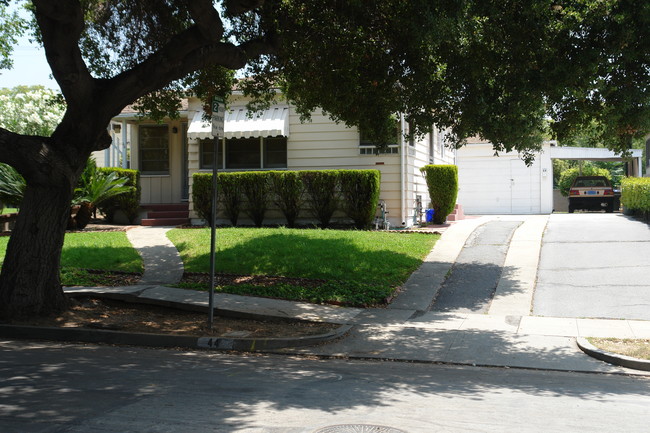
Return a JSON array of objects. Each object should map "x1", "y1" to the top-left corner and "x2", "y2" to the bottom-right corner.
[
  {"x1": 569, "y1": 189, "x2": 579, "y2": 196},
  {"x1": 604, "y1": 189, "x2": 614, "y2": 196}
]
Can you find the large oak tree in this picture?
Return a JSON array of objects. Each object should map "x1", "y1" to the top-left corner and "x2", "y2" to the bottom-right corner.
[{"x1": 1, "y1": 0, "x2": 649, "y2": 319}]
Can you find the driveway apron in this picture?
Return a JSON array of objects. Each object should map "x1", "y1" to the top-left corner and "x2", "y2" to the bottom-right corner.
[
  {"x1": 429, "y1": 220, "x2": 522, "y2": 314},
  {"x1": 533, "y1": 213, "x2": 650, "y2": 320}
]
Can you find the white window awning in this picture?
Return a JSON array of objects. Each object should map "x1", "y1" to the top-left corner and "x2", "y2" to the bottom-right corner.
[
  {"x1": 187, "y1": 105, "x2": 290, "y2": 140},
  {"x1": 187, "y1": 111, "x2": 213, "y2": 140}
]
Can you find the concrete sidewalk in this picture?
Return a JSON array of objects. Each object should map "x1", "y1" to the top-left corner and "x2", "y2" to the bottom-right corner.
[{"x1": 59, "y1": 220, "x2": 650, "y2": 375}]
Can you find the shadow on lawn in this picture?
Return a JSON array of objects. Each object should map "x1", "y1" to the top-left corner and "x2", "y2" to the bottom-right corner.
[{"x1": 176, "y1": 232, "x2": 425, "y2": 286}]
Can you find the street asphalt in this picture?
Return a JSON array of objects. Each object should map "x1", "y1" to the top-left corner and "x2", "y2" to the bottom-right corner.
[
  {"x1": 4, "y1": 213, "x2": 650, "y2": 374},
  {"x1": 3, "y1": 342, "x2": 650, "y2": 433}
]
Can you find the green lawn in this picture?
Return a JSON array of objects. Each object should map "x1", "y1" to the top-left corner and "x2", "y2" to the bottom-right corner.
[
  {"x1": 167, "y1": 227, "x2": 438, "y2": 306},
  {"x1": 0, "y1": 208, "x2": 18, "y2": 214},
  {"x1": 0, "y1": 232, "x2": 143, "y2": 283},
  {"x1": 0, "y1": 227, "x2": 438, "y2": 307}
]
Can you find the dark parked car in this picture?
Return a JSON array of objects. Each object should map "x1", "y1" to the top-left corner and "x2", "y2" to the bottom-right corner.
[{"x1": 568, "y1": 176, "x2": 615, "y2": 213}]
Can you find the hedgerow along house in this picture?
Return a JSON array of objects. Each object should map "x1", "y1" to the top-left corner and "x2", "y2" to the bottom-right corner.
[{"x1": 95, "y1": 94, "x2": 456, "y2": 227}]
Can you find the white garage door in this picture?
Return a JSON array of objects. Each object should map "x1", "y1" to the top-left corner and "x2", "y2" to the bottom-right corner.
[{"x1": 457, "y1": 157, "x2": 541, "y2": 214}]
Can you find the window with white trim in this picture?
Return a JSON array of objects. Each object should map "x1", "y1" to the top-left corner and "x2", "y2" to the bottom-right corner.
[
  {"x1": 200, "y1": 136, "x2": 287, "y2": 170},
  {"x1": 359, "y1": 120, "x2": 400, "y2": 155}
]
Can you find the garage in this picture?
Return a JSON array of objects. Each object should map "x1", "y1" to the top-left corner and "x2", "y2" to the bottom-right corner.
[{"x1": 456, "y1": 140, "x2": 643, "y2": 215}]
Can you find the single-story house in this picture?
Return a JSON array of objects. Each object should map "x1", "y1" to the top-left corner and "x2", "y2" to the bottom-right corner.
[
  {"x1": 95, "y1": 94, "x2": 456, "y2": 227},
  {"x1": 455, "y1": 138, "x2": 644, "y2": 215}
]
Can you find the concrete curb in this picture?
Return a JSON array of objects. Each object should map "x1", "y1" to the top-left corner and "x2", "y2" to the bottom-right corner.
[
  {"x1": 576, "y1": 337, "x2": 650, "y2": 371},
  {"x1": 0, "y1": 323, "x2": 353, "y2": 352}
]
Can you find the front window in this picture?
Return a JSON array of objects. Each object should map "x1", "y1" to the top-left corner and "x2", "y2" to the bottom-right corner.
[
  {"x1": 264, "y1": 136, "x2": 288, "y2": 168},
  {"x1": 226, "y1": 137, "x2": 261, "y2": 169},
  {"x1": 359, "y1": 119, "x2": 400, "y2": 155},
  {"x1": 139, "y1": 125, "x2": 169, "y2": 174},
  {"x1": 199, "y1": 136, "x2": 287, "y2": 170},
  {"x1": 199, "y1": 139, "x2": 224, "y2": 169}
]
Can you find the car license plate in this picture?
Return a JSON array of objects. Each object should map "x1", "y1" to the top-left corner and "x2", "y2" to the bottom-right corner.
[{"x1": 586, "y1": 191, "x2": 597, "y2": 195}]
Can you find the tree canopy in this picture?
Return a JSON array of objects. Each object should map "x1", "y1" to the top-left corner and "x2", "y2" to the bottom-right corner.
[
  {"x1": 1, "y1": 0, "x2": 650, "y2": 319},
  {"x1": 48, "y1": 0, "x2": 650, "y2": 159},
  {"x1": 0, "y1": 1, "x2": 25, "y2": 71}
]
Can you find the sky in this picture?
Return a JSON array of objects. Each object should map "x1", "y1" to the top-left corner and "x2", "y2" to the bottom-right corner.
[
  {"x1": 0, "y1": 3, "x2": 59, "y2": 90},
  {"x1": 0, "y1": 37, "x2": 56, "y2": 90}
]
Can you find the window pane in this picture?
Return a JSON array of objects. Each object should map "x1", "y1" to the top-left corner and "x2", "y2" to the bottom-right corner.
[
  {"x1": 226, "y1": 137, "x2": 260, "y2": 169},
  {"x1": 264, "y1": 136, "x2": 287, "y2": 168},
  {"x1": 139, "y1": 125, "x2": 169, "y2": 174},
  {"x1": 200, "y1": 139, "x2": 223, "y2": 169},
  {"x1": 359, "y1": 118, "x2": 400, "y2": 147},
  {"x1": 141, "y1": 160, "x2": 168, "y2": 173}
]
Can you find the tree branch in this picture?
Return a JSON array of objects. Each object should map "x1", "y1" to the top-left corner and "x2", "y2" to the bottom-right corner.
[
  {"x1": 0, "y1": 129, "x2": 65, "y2": 183},
  {"x1": 105, "y1": 36, "x2": 276, "y2": 116},
  {"x1": 224, "y1": 0, "x2": 265, "y2": 16},
  {"x1": 32, "y1": 0, "x2": 94, "y2": 106},
  {"x1": 186, "y1": 0, "x2": 224, "y2": 41}
]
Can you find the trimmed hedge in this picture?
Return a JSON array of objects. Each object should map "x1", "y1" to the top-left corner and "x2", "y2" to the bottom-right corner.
[
  {"x1": 191, "y1": 169, "x2": 381, "y2": 228},
  {"x1": 300, "y1": 170, "x2": 340, "y2": 228},
  {"x1": 220, "y1": 172, "x2": 241, "y2": 226},
  {"x1": 191, "y1": 173, "x2": 213, "y2": 222},
  {"x1": 97, "y1": 167, "x2": 141, "y2": 223},
  {"x1": 621, "y1": 177, "x2": 650, "y2": 212},
  {"x1": 270, "y1": 171, "x2": 303, "y2": 228},
  {"x1": 239, "y1": 171, "x2": 269, "y2": 227},
  {"x1": 340, "y1": 170, "x2": 381, "y2": 229},
  {"x1": 420, "y1": 164, "x2": 458, "y2": 224}
]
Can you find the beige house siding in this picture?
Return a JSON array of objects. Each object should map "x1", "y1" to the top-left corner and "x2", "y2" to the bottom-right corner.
[
  {"x1": 186, "y1": 100, "x2": 409, "y2": 226},
  {"x1": 104, "y1": 117, "x2": 188, "y2": 206},
  {"x1": 401, "y1": 127, "x2": 457, "y2": 225},
  {"x1": 108, "y1": 95, "x2": 457, "y2": 227},
  {"x1": 132, "y1": 119, "x2": 186, "y2": 204}
]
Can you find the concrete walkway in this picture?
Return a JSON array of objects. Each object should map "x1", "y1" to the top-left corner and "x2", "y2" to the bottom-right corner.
[
  {"x1": 125, "y1": 226, "x2": 184, "y2": 285},
  {"x1": 66, "y1": 219, "x2": 650, "y2": 375}
]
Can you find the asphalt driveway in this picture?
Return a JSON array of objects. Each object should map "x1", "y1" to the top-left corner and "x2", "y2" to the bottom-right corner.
[{"x1": 533, "y1": 213, "x2": 650, "y2": 320}]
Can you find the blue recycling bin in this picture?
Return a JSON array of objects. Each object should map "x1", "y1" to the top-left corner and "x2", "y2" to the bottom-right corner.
[{"x1": 425, "y1": 209, "x2": 435, "y2": 223}]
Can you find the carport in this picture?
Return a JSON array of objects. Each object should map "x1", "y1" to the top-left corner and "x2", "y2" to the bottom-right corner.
[
  {"x1": 549, "y1": 146, "x2": 643, "y2": 213},
  {"x1": 456, "y1": 140, "x2": 643, "y2": 215}
]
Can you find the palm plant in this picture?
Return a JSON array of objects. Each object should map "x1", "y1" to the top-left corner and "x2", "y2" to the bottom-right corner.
[
  {"x1": 69, "y1": 159, "x2": 133, "y2": 229},
  {"x1": 0, "y1": 163, "x2": 26, "y2": 209}
]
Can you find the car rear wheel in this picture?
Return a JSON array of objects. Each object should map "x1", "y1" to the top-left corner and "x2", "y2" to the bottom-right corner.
[{"x1": 568, "y1": 204, "x2": 574, "y2": 213}]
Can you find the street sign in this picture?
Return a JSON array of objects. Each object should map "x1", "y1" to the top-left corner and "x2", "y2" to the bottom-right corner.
[{"x1": 211, "y1": 97, "x2": 225, "y2": 138}]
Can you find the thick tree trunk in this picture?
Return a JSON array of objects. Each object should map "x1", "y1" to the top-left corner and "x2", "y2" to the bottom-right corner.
[{"x1": 0, "y1": 177, "x2": 74, "y2": 320}]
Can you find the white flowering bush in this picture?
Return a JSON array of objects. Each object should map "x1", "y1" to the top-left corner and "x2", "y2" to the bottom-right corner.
[
  {"x1": 0, "y1": 86, "x2": 65, "y2": 136},
  {"x1": 0, "y1": 86, "x2": 66, "y2": 210}
]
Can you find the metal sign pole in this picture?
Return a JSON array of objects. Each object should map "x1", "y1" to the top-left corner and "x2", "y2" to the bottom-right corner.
[
  {"x1": 208, "y1": 97, "x2": 225, "y2": 330},
  {"x1": 208, "y1": 137, "x2": 218, "y2": 330}
]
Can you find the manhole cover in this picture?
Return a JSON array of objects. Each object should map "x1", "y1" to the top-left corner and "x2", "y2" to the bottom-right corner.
[{"x1": 314, "y1": 425, "x2": 407, "y2": 433}]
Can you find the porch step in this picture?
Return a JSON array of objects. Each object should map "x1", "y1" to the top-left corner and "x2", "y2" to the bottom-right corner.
[
  {"x1": 146, "y1": 210, "x2": 189, "y2": 219},
  {"x1": 141, "y1": 203, "x2": 189, "y2": 212},
  {"x1": 140, "y1": 203, "x2": 189, "y2": 227},
  {"x1": 446, "y1": 204, "x2": 465, "y2": 222},
  {"x1": 141, "y1": 217, "x2": 189, "y2": 227}
]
